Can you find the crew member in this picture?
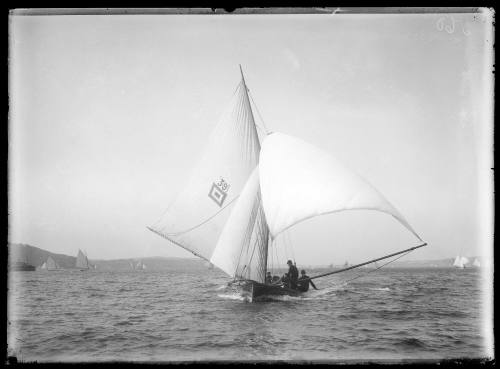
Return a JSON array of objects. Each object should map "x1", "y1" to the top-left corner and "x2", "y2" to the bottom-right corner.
[
  {"x1": 287, "y1": 260, "x2": 299, "y2": 289},
  {"x1": 297, "y1": 269, "x2": 318, "y2": 292}
]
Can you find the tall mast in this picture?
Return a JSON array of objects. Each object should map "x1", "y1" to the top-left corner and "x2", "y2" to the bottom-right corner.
[
  {"x1": 241, "y1": 64, "x2": 270, "y2": 283},
  {"x1": 238, "y1": 65, "x2": 260, "y2": 144},
  {"x1": 239, "y1": 64, "x2": 246, "y2": 87}
]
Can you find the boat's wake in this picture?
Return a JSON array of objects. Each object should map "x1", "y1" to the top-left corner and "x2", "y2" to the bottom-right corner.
[
  {"x1": 217, "y1": 292, "x2": 251, "y2": 302},
  {"x1": 215, "y1": 283, "x2": 345, "y2": 302}
]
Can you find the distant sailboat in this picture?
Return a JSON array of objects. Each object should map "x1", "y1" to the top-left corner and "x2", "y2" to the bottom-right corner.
[
  {"x1": 472, "y1": 258, "x2": 480, "y2": 268},
  {"x1": 136, "y1": 261, "x2": 146, "y2": 270},
  {"x1": 148, "y1": 67, "x2": 426, "y2": 301},
  {"x1": 39, "y1": 261, "x2": 47, "y2": 271},
  {"x1": 46, "y1": 256, "x2": 60, "y2": 271},
  {"x1": 75, "y1": 249, "x2": 90, "y2": 270},
  {"x1": 453, "y1": 255, "x2": 469, "y2": 269}
]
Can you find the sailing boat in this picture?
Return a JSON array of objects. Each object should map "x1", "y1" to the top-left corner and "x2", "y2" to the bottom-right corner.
[
  {"x1": 453, "y1": 255, "x2": 469, "y2": 269},
  {"x1": 46, "y1": 256, "x2": 60, "y2": 271},
  {"x1": 75, "y1": 249, "x2": 90, "y2": 271},
  {"x1": 472, "y1": 258, "x2": 480, "y2": 267},
  {"x1": 148, "y1": 67, "x2": 426, "y2": 301},
  {"x1": 136, "y1": 261, "x2": 146, "y2": 270}
]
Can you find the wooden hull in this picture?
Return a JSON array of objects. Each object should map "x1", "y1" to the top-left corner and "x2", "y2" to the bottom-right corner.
[
  {"x1": 236, "y1": 280, "x2": 301, "y2": 302},
  {"x1": 10, "y1": 262, "x2": 36, "y2": 271}
]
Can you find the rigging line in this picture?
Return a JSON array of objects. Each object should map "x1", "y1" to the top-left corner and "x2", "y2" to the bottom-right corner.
[
  {"x1": 235, "y1": 198, "x2": 260, "y2": 278},
  {"x1": 248, "y1": 89, "x2": 269, "y2": 134},
  {"x1": 284, "y1": 230, "x2": 295, "y2": 263},
  {"x1": 339, "y1": 250, "x2": 413, "y2": 285},
  {"x1": 157, "y1": 195, "x2": 240, "y2": 237},
  {"x1": 146, "y1": 226, "x2": 210, "y2": 263},
  {"x1": 285, "y1": 229, "x2": 295, "y2": 263}
]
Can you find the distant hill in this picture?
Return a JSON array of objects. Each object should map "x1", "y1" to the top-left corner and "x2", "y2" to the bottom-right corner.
[
  {"x1": 9, "y1": 243, "x2": 78, "y2": 269},
  {"x1": 8, "y1": 243, "x2": 486, "y2": 272},
  {"x1": 7, "y1": 243, "x2": 209, "y2": 272}
]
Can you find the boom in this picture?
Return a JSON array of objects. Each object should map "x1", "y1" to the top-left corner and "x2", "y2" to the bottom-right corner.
[{"x1": 307, "y1": 243, "x2": 428, "y2": 281}]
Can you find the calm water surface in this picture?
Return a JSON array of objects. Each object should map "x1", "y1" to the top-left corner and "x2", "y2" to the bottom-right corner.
[{"x1": 7, "y1": 267, "x2": 490, "y2": 362}]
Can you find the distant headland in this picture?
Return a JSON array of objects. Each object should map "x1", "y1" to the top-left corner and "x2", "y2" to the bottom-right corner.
[{"x1": 8, "y1": 243, "x2": 484, "y2": 272}]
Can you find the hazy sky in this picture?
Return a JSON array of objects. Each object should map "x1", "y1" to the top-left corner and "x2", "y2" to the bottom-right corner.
[{"x1": 9, "y1": 12, "x2": 493, "y2": 265}]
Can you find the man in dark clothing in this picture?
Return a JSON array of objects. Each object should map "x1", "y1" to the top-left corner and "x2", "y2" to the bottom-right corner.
[
  {"x1": 287, "y1": 260, "x2": 299, "y2": 289},
  {"x1": 297, "y1": 270, "x2": 318, "y2": 292}
]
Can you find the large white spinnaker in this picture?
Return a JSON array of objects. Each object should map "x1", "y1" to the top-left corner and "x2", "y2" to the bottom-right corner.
[
  {"x1": 210, "y1": 167, "x2": 269, "y2": 283},
  {"x1": 149, "y1": 74, "x2": 261, "y2": 262},
  {"x1": 259, "y1": 132, "x2": 422, "y2": 241}
]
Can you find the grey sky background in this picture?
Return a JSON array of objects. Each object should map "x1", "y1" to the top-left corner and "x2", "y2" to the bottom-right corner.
[{"x1": 9, "y1": 13, "x2": 493, "y2": 265}]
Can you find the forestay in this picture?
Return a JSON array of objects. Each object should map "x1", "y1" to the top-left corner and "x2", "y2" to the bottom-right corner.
[
  {"x1": 259, "y1": 132, "x2": 422, "y2": 241},
  {"x1": 210, "y1": 167, "x2": 269, "y2": 283},
  {"x1": 149, "y1": 76, "x2": 261, "y2": 262}
]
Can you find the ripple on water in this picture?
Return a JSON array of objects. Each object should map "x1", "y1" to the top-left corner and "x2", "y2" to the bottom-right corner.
[{"x1": 8, "y1": 268, "x2": 487, "y2": 361}]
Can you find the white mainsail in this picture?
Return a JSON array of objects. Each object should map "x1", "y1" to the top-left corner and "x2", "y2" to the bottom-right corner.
[
  {"x1": 473, "y1": 258, "x2": 480, "y2": 267},
  {"x1": 259, "y1": 132, "x2": 422, "y2": 241},
  {"x1": 46, "y1": 256, "x2": 59, "y2": 270},
  {"x1": 210, "y1": 167, "x2": 269, "y2": 283},
  {"x1": 453, "y1": 255, "x2": 469, "y2": 268},
  {"x1": 76, "y1": 249, "x2": 89, "y2": 269},
  {"x1": 149, "y1": 71, "x2": 261, "y2": 263},
  {"x1": 40, "y1": 261, "x2": 47, "y2": 270}
]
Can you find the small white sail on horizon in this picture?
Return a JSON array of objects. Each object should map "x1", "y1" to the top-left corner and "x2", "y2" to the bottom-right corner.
[
  {"x1": 46, "y1": 256, "x2": 60, "y2": 270},
  {"x1": 472, "y1": 258, "x2": 480, "y2": 267},
  {"x1": 75, "y1": 249, "x2": 90, "y2": 269},
  {"x1": 453, "y1": 255, "x2": 469, "y2": 268}
]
